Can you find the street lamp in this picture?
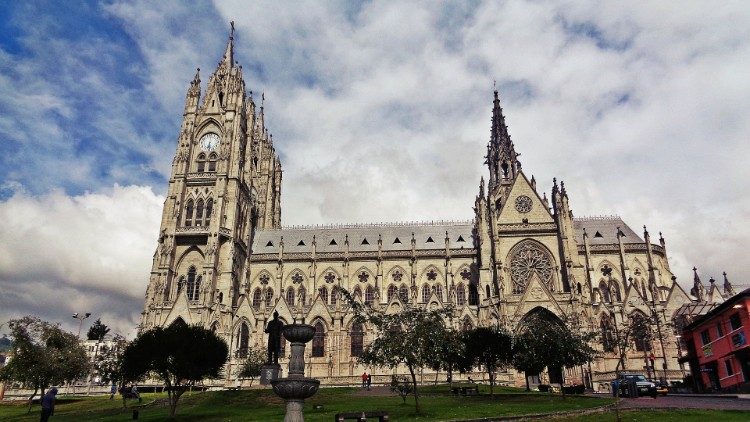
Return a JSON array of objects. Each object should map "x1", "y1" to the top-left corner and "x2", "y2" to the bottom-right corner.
[{"x1": 72, "y1": 312, "x2": 91, "y2": 339}]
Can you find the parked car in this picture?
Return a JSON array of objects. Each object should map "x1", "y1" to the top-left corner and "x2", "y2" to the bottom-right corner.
[{"x1": 616, "y1": 374, "x2": 658, "y2": 398}]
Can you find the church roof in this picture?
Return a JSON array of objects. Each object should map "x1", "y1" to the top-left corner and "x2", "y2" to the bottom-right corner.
[
  {"x1": 572, "y1": 216, "x2": 643, "y2": 245},
  {"x1": 251, "y1": 221, "x2": 474, "y2": 255}
]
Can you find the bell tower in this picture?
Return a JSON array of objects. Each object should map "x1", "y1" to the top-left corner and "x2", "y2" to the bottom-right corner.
[{"x1": 141, "y1": 23, "x2": 282, "y2": 332}]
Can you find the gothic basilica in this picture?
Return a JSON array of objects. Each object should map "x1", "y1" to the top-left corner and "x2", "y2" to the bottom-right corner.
[{"x1": 140, "y1": 28, "x2": 737, "y2": 390}]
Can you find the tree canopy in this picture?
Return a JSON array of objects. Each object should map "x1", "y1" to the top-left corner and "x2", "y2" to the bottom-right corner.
[
  {"x1": 121, "y1": 323, "x2": 228, "y2": 418},
  {"x1": 0, "y1": 316, "x2": 89, "y2": 404},
  {"x1": 237, "y1": 344, "x2": 266, "y2": 387},
  {"x1": 93, "y1": 335, "x2": 128, "y2": 386},
  {"x1": 461, "y1": 326, "x2": 513, "y2": 395},
  {"x1": 86, "y1": 319, "x2": 110, "y2": 341}
]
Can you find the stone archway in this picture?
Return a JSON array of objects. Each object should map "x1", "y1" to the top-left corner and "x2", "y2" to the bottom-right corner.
[{"x1": 517, "y1": 307, "x2": 567, "y2": 386}]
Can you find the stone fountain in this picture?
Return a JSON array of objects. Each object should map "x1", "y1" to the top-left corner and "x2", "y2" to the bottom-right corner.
[{"x1": 271, "y1": 323, "x2": 320, "y2": 422}]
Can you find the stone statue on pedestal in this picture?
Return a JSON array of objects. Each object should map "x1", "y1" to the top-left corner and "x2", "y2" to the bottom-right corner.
[{"x1": 265, "y1": 311, "x2": 285, "y2": 365}]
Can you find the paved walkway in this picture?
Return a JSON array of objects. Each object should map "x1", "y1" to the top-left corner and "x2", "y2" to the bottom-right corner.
[{"x1": 618, "y1": 395, "x2": 750, "y2": 411}]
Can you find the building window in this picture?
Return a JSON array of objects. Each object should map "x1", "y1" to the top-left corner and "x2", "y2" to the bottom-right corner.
[
  {"x1": 435, "y1": 284, "x2": 443, "y2": 301},
  {"x1": 286, "y1": 287, "x2": 295, "y2": 306},
  {"x1": 186, "y1": 267, "x2": 200, "y2": 302},
  {"x1": 185, "y1": 200, "x2": 194, "y2": 226},
  {"x1": 237, "y1": 323, "x2": 249, "y2": 358},
  {"x1": 312, "y1": 322, "x2": 325, "y2": 357},
  {"x1": 205, "y1": 199, "x2": 213, "y2": 222},
  {"x1": 399, "y1": 284, "x2": 409, "y2": 303},
  {"x1": 253, "y1": 288, "x2": 262, "y2": 310},
  {"x1": 195, "y1": 199, "x2": 204, "y2": 226},
  {"x1": 387, "y1": 284, "x2": 397, "y2": 302},
  {"x1": 331, "y1": 286, "x2": 338, "y2": 305},
  {"x1": 365, "y1": 285, "x2": 375, "y2": 305},
  {"x1": 717, "y1": 323, "x2": 724, "y2": 338},
  {"x1": 350, "y1": 322, "x2": 364, "y2": 358},
  {"x1": 729, "y1": 313, "x2": 742, "y2": 331},
  {"x1": 701, "y1": 329, "x2": 711, "y2": 346},
  {"x1": 462, "y1": 316, "x2": 473, "y2": 331},
  {"x1": 468, "y1": 284, "x2": 479, "y2": 305},
  {"x1": 599, "y1": 281, "x2": 611, "y2": 303},
  {"x1": 197, "y1": 153, "x2": 206, "y2": 172},
  {"x1": 509, "y1": 240, "x2": 554, "y2": 294},
  {"x1": 319, "y1": 286, "x2": 328, "y2": 304},
  {"x1": 601, "y1": 316, "x2": 616, "y2": 352},
  {"x1": 422, "y1": 284, "x2": 431, "y2": 303},
  {"x1": 725, "y1": 359, "x2": 734, "y2": 376},
  {"x1": 208, "y1": 152, "x2": 218, "y2": 172},
  {"x1": 456, "y1": 284, "x2": 466, "y2": 306},
  {"x1": 353, "y1": 286, "x2": 362, "y2": 301},
  {"x1": 265, "y1": 288, "x2": 273, "y2": 305}
]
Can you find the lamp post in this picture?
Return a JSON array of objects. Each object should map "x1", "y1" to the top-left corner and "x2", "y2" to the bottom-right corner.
[{"x1": 72, "y1": 312, "x2": 91, "y2": 339}]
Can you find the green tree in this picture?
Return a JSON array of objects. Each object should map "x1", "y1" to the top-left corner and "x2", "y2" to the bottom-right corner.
[
  {"x1": 343, "y1": 286, "x2": 450, "y2": 414},
  {"x1": 461, "y1": 326, "x2": 513, "y2": 395},
  {"x1": 512, "y1": 312, "x2": 596, "y2": 392},
  {"x1": 86, "y1": 319, "x2": 110, "y2": 341},
  {"x1": 121, "y1": 323, "x2": 228, "y2": 418},
  {"x1": 237, "y1": 345, "x2": 266, "y2": 388},
  {"x1": 0, "y1": 316, "x2": 89, "y2": 411},
  {"x1": 429, "y1": 327, "x2": 467, "y2": 385},
  {"x1": 93, "y1": 335, "x2": 128, "y2": 386}
]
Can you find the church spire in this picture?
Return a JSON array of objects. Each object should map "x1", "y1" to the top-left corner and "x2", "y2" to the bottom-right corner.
[
  {"x1": 220, "y1": 21, "x2": 235, "y2": 71},
  {"x1": 723, "y1": 272, "x2": 736, "y2": 297},
  {"x1": 487, "y1": 89, "x2": 521, "y2": 191}
]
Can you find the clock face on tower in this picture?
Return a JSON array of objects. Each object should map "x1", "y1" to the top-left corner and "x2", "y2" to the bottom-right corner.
[{"x1": 199, "y1": 133, "x2": 220, "y2": 151}]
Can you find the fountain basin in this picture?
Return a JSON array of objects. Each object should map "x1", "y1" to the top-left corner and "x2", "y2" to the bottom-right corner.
[
  {"x1": 271, "y1": 378, "x2": 320, "y2": 400},
  {"x1": 283, "y1": 324, "x2": 316, "y2": 343}
]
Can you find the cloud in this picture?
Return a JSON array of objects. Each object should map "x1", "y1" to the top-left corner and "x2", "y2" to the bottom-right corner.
[{"x1": 0, "y1": 185, "x2": 163, "y2": 336}]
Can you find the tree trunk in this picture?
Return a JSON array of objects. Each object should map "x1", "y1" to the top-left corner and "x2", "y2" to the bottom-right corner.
[
  {"x1": 407, "y1": 364, "x2": 421, "y2": 414},
  {"x1": 525, "y1": 373, "x2": 530, "y2": 392},
  {"x1": 487, "y1": 365, "x2": 494, "y2": 396},
  {"x1": 560, "y1": 366, "x2": 566, "y2": 400},
  {"x1": 27, "y1": 386, "x2": 38, "y2": 413}
]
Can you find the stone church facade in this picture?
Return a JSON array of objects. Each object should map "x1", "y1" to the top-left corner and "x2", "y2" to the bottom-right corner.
[{"x1": 140, "y1": 29, "x2": 737, "y2": 389}]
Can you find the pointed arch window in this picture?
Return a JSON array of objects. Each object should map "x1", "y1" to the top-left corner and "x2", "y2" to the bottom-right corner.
[
  {"x1": 422, "y1": 284, "x2": 431, "y2": 303},
  {"x1": 197, "y1": 153, "x2": 206, "y2": 172},
  {"x1": 599, "y1": 281, "x2": 611, "y2": 303},
  {"x1": 208, "y1": 153, "x2": 218, "y2": 172},
  {"x1": 350, "y1": 322, "x2": 364, "y2": 357},
  {"x1": 387, "y1": 284, "x2": 398, "y2": 302},
  {"x1": 365, "y1": 285, "x2": 375, "y2": 305},
  {"x1": 462, "y1": 316, "x2": 473, "y2": 331},
  {"x1": 610, "y1": 281, "x2": 621, "y2": 302},
  {"x1": 298, "y1": 286, "x2": 306, "y2": 306},
  {"x1": 600, "y1": 315, "x2": 616, "y2": 352},
  {"x1": 485, "y1": 285, "x2": 491, "y2": 299},
  {"x1": 205, "y1": 199, "x2": 213, "y2": 223},
  {"x1": 353, "y1": 286, "x2": 362, "y2": 301},
  {"x1": 237, "y1": 322, "x2": 249, "y2": 358},
  {"x1": 331, "y1": 286, "x2": 338, "y2": 305},
  {"x1": 399, "y1": 284, "x2": 409, "y2": 303},
  {"x1": 253, "y1": 288, "x2": 262, "y2": 310},
  {"x1": 312, "y1": 321, "x2": 325, "y2": 357},
  {"x1": 319, "y1": 286, "x2": 328, "y2": 304},
  {"x1": 195, "y1": 199, "x2": 204, "y2": 226},
  {"x1": 468, "y1": 283, "x2": 479, "y2": 305},
  {"x1": 265, "y1": 288, "x2": 274, "y2": 306},
  {"x1": 186, "y1": 267, "x2": 200, "y2": 302},
  {"x1": 185, "y1": 200, "x2": 194, "y2": 227},
  {"x1": 456, "y1": 283, "x2": 466, "y2": 306},
  {"x1": 435, "y1": 284, "x2": 443, "y2": 301},
  {"x1": 286, "y1": 287, "x2": 295, "y2": 306}
]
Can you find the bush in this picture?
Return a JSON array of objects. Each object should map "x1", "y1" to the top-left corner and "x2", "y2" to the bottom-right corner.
[{"x1": 390, "y1": 375, "x2": 414, "y2": 403}]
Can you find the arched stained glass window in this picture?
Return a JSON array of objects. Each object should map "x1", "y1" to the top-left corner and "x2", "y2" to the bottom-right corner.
[
  {"x1": 435, "y1": 284, "x2": 443, "y2": 301},
  {"x1": 185, "y1": 200, "x2": 194, "y2": 227},
  {"x1": 186, "y1": 267, "x2": 200, "y2": 301},
  {"x1": 468, "y1": 284, "x2": 479, "y2": 305},
  {"x1": 195, "y1": 199, "x2": 204, "y2": 226},
  {"x1": 422, "y1": 284, "x2": 431, "y2": 303},
  {"x1": 237, "y1": 322, "x2": 249, "y2": 358},
  {"x1": 387, "y1": 284, "x2": 397, "y2": 302},
  {"x1": 319, "y1": 286, "x2": 328, "y2": 304},
  {"x1": 208, "y1": 152, "x2": 218, "y2": 172},
  {"x1": 456, "y1": 284, "x2": 466, "y2": 306},
  {"x1": 312, "y1": 321, "x2": 325, "y2": 357},
  {"x1": 286, "y1": 287, "x2": 295, "y2": 306},
  {"x1": 365, "y1": 285, "x2": 375, "y2": 305},
  {"x1": 253, "y1": 288, "x2": 262, "y2": 310},
  {"x1": 351, "y1": 322, "x2": 364, "y2": 357},
  {"x1": 399, "y1": 284, "x2": 409, "y2": 303},
  {"x1": 265, "y1": 288, "x2": 274, "y2": 306}
]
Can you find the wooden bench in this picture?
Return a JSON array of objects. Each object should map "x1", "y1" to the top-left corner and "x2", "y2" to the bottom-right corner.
[
  {"x1": 334, "y1": 411, "x2": 389, "y2": 421},
  {"x1": 451, "y1": 386, "x2": 479, "y2": 395}
]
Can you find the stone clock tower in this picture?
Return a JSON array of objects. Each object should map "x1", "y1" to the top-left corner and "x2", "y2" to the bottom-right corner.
[{"x1": 140, "y1": 24, "x2": 282, "y2": 337}]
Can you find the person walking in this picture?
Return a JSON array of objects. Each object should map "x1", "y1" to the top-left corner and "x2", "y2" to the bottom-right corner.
[
  {"x1": 367, "y1": 374, "x2": 372, "y2": 391},
  {"x1": 109, "y1": 383, "x2": 116, "y2": 400},
  {"x1": 361, "y1": 372, "x2": 368, "y2": 389},
  {"x1": 40, "y1": 387, "x2": 58, "y2": 422}
]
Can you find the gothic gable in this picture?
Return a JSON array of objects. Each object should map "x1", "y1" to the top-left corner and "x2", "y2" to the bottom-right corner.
[
  {"x1": 497, "y1": 171, "x2": 554, "y2": 225},
  {"x1": 512, "y1": 271, "x2": 564, "y2": 320}
]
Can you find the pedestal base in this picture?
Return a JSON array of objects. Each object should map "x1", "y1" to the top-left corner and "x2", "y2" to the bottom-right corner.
[
  {"x1": 260, "y1": 364, "x2": 282, "y2": 385},
  {"x1": 283, "y1": 399, "x2": 305, "y2": 422}
]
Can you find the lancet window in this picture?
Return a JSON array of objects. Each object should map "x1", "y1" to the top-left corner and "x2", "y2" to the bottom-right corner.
[
  {"x1": 312, "y1": 321, "x2": 325, "y2": 357},
  {"x1": 350, "y1": 322, "x2": 364, "y2": 358}
]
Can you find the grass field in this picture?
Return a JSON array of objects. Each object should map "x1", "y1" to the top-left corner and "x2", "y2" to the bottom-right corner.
[{"x1": 0, "y1": 385, "x2": 742, "y2": 421}]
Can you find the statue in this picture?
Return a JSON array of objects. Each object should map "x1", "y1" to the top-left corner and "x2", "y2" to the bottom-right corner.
[{"x1": 265, "y1": 311, "x2": 285, "y2": 365}]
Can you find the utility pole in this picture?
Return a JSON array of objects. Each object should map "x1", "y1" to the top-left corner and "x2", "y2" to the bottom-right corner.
[{"x1": 72, "y1": 312, "x2": 91, "y2": 339}]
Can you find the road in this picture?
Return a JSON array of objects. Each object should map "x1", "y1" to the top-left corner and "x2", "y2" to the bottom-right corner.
[{"x1": 619, "y1": 395, "x2": 750, "y2": 411}]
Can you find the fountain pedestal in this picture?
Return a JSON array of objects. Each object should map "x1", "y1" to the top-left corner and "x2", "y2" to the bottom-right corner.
[{"x1": 271, "y1": 324, "x2": 320, "y2": 422}]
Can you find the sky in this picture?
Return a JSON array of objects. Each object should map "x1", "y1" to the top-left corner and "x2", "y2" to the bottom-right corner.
[{"x1": 0, "y1": 0, "x2": 748, "y2": 337}]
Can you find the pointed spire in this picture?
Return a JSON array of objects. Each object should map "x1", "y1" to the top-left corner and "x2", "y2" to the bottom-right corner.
[
  {"x1": 479, "y1": 177, "x2": 485, "y2": 198},
  {"x1": 220, "y1": 21, "x2": 235, "y2": 70},
  {"x1": 487, "y1": 89, "x2": 520, "y2": 190},
  {"x1": 723, "y1": 272, "x2": 736, "y2": 296}
]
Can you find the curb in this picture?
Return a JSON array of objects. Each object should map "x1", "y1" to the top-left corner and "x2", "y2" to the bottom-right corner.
[{"x1": 453, "y1": 403, "x2": 616, "y2": 422}]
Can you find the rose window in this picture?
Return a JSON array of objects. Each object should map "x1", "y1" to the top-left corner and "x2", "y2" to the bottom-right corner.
[
  {"x1": 392, "y1": 270, "x2": 403, "y2": 282},
  {"x1": 509, "y1": 241, "x2": 554, "y2": 294},
  {"x1": 460, "y1": 269, "x2": 471, "y2": 280},
  {"x1": 514, "y1": 195, "x2": 533, "y2": 213},
  {"x1": 291, "y1": 272, "x2": 303, "y2": 284},
  {"x1": 358, "y1": 271, "x2": 370, "y2": 283},
  {"x1": 259, "y1": 273, "x2": 270, "y2": 285},
  {"x1": 324, "y1": 272, "x2": 336, "y2": 284},
  {"x1": 426, "y1": 269, "x2": 437, "y2": 281}
]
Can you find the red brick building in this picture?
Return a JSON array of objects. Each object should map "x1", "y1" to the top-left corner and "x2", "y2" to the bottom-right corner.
[{"x1": 683, "y1": 288, "x2": 750, "y2": 392}]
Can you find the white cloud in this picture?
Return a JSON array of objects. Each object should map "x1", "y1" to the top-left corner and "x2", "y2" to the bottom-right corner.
[{"x1": 0, "y1": 185, "x2": 163, "y2": 336}]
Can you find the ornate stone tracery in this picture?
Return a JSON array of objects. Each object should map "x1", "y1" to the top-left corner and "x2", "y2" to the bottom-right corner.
[{"x1": 508, "y1": 240, "x2": 554, "y2": 294}]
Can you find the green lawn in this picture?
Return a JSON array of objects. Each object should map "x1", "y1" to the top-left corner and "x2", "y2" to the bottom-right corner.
[{"x1": 1, "y1": 386, "x2": 613, "y2": 421}]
